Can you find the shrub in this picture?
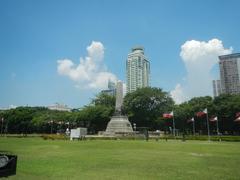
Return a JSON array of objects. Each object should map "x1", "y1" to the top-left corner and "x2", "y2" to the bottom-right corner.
[{"x1": 41, "y1": 134, "x2": 68, "y2": 140}]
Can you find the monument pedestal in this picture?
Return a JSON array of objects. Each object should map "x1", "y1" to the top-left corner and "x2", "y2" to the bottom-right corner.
[
  {"x1": 105, "y1": 115, "x2": 133, "y2": 135},
  {"x1": 104, "y1": 81, "x2": 133, "y2": 136}
]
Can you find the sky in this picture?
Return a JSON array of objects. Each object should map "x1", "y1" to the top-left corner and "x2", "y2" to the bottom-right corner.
[{"x1": 0, "y1": 0, "x2": 240, "y2": 108}]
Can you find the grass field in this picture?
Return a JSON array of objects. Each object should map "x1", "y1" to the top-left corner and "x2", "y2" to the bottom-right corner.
[{"x1": 1, "y1": 138, "x2": 240, "y2": 180}]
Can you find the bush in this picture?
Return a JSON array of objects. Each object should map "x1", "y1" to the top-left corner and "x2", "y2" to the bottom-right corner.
[
  {"x1": 159, "y1": 135, "x2": 240, "y2": 142},
  {"x1": 41, "y1": 134, "x2": 68, "y2": 140}
]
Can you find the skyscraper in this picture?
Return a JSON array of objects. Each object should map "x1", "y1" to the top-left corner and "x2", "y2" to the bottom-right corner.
[
  {"x1": 101, "y1": 79, "x2": 116, "y2": 96},
  {"x1": 212, "y1": 80, "x2": 221, "y2": 97},
  {"x1": 219, "y1": 53, "x2": 240, "y2": 94},
  {"x1": 126, "y1": 46, "x2": 150, "y2": 93}
]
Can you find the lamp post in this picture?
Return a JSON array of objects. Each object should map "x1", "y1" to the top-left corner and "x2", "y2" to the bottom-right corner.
[
  {"x1": 206, "y1": 111, "x2": 210, "y2": 141},
  {"x1": 193, "y1": 119, "x2": 195, "y2": 136},
  {"x1": 4, "y1": 123, "x2": 8, "y2": 137},
  {"x1": 172, "y1": 115, "x2": 176, "y2": 137},
  {"x1": 67, "y1": 122, "x2": 70, "y2": 129},
  {"x1": 49, "y1": 120, "x2": 53, "y2": 134},
  {"x1": 1, "y1": 118, "x2": 4, "y2": 136},
  {"x1": 133, "y1": 123, "x2": 136, "y2": 131}
]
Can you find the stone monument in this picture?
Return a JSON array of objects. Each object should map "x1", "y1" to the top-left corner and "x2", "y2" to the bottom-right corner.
[{"x1": 105, "y1": 81, "x2": 133, "y2": 135}]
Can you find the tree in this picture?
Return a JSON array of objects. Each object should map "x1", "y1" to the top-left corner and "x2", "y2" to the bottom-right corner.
[
  {"x1": 173, "y1": 96, "x2": 213, "y2": 135},
  {"x1": 75, "y1": 105, "x2": 114, "y2": 134},
  {"x1": 173, "y1": 102, "x2": 193, "y2": 134},
  {"x1": 91, "y1": 93, "x2": 116, "y2": 107},
  {"x1": 123, "y1": 87, "x2": 174, "y2": 130},
  {"x1": 212, "y1": 94, "x2": 240, "y2": 134},
  {"x1": 73, "y1": 93, "x2": 116, "y2": 133},
  {"x1": 5, "y1": 107, "x2": 36, "y2": 134},
  {"x1": 2, "y1": 91, "x2": 239, "y2": 135},
  {"x1": 3, "y1": 107, "x2": 77, "y2": 134}
]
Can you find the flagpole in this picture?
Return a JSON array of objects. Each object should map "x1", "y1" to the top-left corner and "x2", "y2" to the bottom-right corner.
[
  {"x1": 192, "y1": 118, "x2": 195, "y2": 136},
  {"x1": 206, "y1": 109, "x2": 210, "y2": 141},
  {"x1": 1, "y1": 118, "x2": 3, "y2": 136},
  {"x1": 172, "y1": 111, "x2": 176, "y2": 137},
  {"x1": 216, "y1": 118, "x2": 219, "y2": 135}
]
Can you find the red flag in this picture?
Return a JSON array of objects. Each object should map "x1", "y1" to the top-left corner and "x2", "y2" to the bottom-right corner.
[
  {"x1": 235, "y1": 112, "x2": 240, "y2": 118},
  {"x1": 210, "y1": 116, "x2": 218, "y2": 122},
  {"x1": 196, "y1": 111, "x2": 205, "y2": 117},
  {"x1": 196, "y1": 108, "x2": 207, "y2": 117},
  {"x1": 163, "y1": 111, "x2": 173, "y2": 119},
  {"x1": 234, "y1": 116, "x2": 240, "y2": 122}
]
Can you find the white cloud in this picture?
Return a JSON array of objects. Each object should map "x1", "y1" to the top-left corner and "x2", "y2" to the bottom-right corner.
[
  {"x1": 171, "y1": 38, "x2": 233, "y2": 103},
  {"x1": 170, "y1": 84, "x2": 186, "y2": 104},
  {"x1": 9, "y1": 105, "x2": 17, "y2": 109},
  {"x1": 57, "y1": 41, "x2": 117, "y2": 89},
  {"x1": 0, "y1": 105, "x2": 18, "y2": 110}
]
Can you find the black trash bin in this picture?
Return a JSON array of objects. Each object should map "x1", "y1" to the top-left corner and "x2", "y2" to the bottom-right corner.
[{"x1": 0, "y1": 154, "x2": 17, "y2": 177}]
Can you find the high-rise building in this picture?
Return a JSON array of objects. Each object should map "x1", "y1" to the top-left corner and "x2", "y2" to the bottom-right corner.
[
  {"x1": 219, "y1": 53, "x2": 240, "y2": 95},
  {"x1": 126, "y1": 46, "x2": 150, "y2": 93},
  {"x1": 101, "y1": 80, "x2": 116, "y2": 96},
  {"x1": 219, "y1": 53, "x2": 240, "y2": 94},
  {"x1": 212, "y1": 80, "x2": 221, "y2": 97}
]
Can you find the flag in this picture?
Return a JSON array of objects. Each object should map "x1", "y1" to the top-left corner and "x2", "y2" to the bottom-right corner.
[
  {"x1": 203, "y1": 108, "x2": 208, "y2": 114},
  {"x1": 163, "y1": 111, "x2": 173, "y2": 118},
  {"x1": 187, "y1": 117, "x2": 194, "y2": 123},
  {"x1": 234, "y1": 116, "x2": 240, "y2": 122},
  {"x1": 196, "y1": 108, "x2": 207, "y2": 117},
  {"x1": 236, "y1": 112, "x2": 240, "y2": 118},
  {"x1": 196, "y1": 111, "x2": 205, "y2": 117},
  {"x1": 210, "y1": 116, "x2": 218, "y2": 122}
]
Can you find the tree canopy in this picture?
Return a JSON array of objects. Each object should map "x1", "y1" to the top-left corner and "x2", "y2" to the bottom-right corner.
[
  {"x1": 1, "y1": 89, "x2": 240, "y2": 135},
  {"x1": 123, "y1": 87, "x2": 174, "y2": 129}
]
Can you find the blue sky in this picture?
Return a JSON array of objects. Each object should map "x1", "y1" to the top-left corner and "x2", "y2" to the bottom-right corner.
[{"x1": 0, "y1": 0, "x2": 240, "y2": 108}]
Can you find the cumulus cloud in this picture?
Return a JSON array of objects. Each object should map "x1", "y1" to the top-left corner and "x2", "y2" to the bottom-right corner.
[
  {"x1": 170, "y1": 84, "x2": 186, "y2": 104},
  {"x1": 57, "y1": 41, "x2": 117, "y2": 89},
  {"x1": 171, "y1": 38, "x2": 233, "y2": 104}
]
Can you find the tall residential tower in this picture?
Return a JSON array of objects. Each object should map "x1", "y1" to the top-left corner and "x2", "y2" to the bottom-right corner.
[
  {"x1": 219, "y1": 53, "x2": 240, "y2": 95},
  {"x1": 101, "y1": 80, "x2": 116, "y2": 96},
  {"x1": 126, "y1": 46, "x2": 150, "y2": 93},
  {"x1": 212, "y1": 80, "x2": 221, "y2": 97}
]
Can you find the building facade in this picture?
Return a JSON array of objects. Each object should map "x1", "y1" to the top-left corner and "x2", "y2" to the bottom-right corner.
[
  {"x1": 212, "y1": 80, "x2": 221, "y2": 97},
  {"x1": 101, "y1": 80, "x2": 116, "y2": 96},
  {"x1": 48, "y1": 103, "x2": 71, "y2": 112},
  {"x1": 219, "y1": 53, "x2": 240, "y2": 95},
  {"x1": 126, "y1": 46, "x2": 150, "y2": 93}
]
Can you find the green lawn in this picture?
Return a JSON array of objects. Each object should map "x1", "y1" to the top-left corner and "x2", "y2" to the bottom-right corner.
[{"x1": 1, "y1": 138, "x2": 240, "y2": 180}]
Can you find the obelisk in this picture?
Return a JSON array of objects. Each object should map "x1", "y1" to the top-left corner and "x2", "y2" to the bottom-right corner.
[
  {"x1": 115, "y1": 81, "x2": 123, "y2": 114},
  {"x1": 105, "y1": 81, "x2": 133, "y2": 135}
]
